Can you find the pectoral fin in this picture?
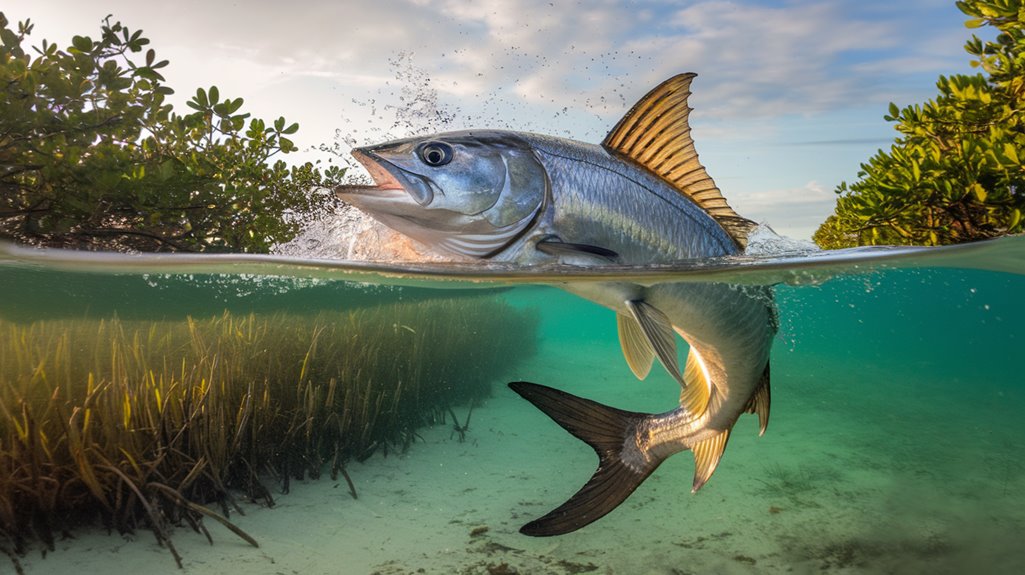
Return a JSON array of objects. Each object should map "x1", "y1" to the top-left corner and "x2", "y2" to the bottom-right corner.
[
  {"x1": 536, "y1": 236, "x2": 618, "y2": 262},
  {"x1": 617, "y1": 313, "x2": 655, "y2": 380},
  {"x1": 625, "y1": 300, "x2": 684, "y2": 387}
]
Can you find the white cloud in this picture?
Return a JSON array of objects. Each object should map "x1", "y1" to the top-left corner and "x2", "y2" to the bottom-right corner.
[{"x1": 12, "y1": 0, "x2": 970, "y2": 129}]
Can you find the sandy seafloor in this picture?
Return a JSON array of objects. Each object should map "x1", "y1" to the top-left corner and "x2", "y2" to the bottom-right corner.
[{"x1": 17, "y1": 275, "x2": 1025, "y2": 575}]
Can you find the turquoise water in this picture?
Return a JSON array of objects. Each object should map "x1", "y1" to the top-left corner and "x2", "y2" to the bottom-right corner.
[
  {"x1": 510, "y1": 267, "x2": 1025, "y2": 572},
  {"x1": 1, "y1": 245, "x2": 1023, "y2": 573}
]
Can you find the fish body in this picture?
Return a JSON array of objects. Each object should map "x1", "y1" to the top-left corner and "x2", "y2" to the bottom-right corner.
[{"x1": 336, "y1": 74, "x2": 776, "y2": 536}]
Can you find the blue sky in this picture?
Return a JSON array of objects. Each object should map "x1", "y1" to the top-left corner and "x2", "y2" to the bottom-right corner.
[{"x1": 7, "y1": 1, "x2": 985, "y2": 239}]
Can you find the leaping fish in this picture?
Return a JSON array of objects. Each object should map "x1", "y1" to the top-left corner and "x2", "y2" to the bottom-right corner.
[{"x1": 336, "y1": 74, "x2": 776, "y2": 536}]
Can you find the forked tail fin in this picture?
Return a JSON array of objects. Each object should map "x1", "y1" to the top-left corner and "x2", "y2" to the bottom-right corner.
[{"x1": 508, "y1": 381, "x2": 666, "y2": 536}]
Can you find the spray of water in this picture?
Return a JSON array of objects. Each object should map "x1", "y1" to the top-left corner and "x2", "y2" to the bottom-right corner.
[
  {"x1": 321, "y1": 49, "x2": 652, "y2": 181},
  {"x1": 279, "y1": 53, "x2": 468, "y2": 260},
  {"x1": 282, "y1": 51, "x2": 588, "y2": 261},
  {"x1": 278, "y1": 52, "x2": 800, "y2": 261}
]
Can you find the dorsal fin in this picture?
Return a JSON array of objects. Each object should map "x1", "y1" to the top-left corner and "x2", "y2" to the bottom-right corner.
[{"x1": 602, "y1": 73, "x2": 757, "y2": 249}]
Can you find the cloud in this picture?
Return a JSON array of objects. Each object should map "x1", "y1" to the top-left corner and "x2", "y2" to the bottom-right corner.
[
  {"x1": 6, "y1": 0, "x2": 974, "y2": 239},
  {"x1": 11, "y1": 0, "x2": 970, "y2": 130}
]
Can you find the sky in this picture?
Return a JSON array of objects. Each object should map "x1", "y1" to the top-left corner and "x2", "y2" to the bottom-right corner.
[{"x1": 6, "y1": 1, "x2": 986, "y2": 240}]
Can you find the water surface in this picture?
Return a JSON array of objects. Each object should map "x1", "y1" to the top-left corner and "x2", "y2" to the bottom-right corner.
[{"x1": 2, "y1": 241, "x2": 1023, "y2": 574}]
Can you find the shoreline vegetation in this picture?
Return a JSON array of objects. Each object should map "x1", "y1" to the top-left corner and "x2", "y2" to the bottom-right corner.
[{"x1": 0, "y1": 297, "x2": 538, "y2": 572}]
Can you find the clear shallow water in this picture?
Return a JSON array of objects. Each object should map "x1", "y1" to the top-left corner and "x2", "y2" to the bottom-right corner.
[
  {"x1": 1, "y1": 243, "x2": 1024, "y2": 574},
  {"x1": 506, "y1": 268, "x2": 1025, "y2": 573}
]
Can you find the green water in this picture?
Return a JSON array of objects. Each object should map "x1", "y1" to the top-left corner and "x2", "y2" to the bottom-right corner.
[
  {"x1": 507, "y1": 267, "x2": 1025, "y2": 572},
  {"x1": 1, "y1": 246, "x2": 1023, "y2": 573}
]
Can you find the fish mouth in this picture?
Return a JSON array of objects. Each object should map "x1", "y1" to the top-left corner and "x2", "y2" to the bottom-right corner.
[
  {"x1": 333, "y1": 147, "x2": 457, "y2": 250},
  {"x1": 335, "y1": 149, "x2": 434, "y2": 207}
]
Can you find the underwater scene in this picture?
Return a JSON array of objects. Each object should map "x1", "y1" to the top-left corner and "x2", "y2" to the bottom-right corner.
[{"x1": 1, "y1": 242, "x2": 1023, "y2": 575}]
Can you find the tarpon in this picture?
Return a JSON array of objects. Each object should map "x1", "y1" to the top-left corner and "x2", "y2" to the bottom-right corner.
[{"x1": 336, "y1": 74, "x2": 776, "y2": 536}]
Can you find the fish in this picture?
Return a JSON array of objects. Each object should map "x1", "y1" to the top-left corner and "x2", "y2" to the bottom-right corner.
[{"x1": 335, "y1": 74, "x2": 777, "y2": 536}]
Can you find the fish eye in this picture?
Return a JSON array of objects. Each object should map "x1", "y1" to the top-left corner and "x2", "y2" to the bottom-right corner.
[{"x1": 418, "y1": 142, "x2": 453, "y2": 167}]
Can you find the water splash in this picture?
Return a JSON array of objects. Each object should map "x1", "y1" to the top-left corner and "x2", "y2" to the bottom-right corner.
[
  {"x1": 327, "y1": 48, "x2": 653, "y2": 159},
  {"x1": 745, "y1": 224, "x2": 819, "y2": 256},
  {"x1": 281, "y1": 50, "x2": 726, "y2": 260},
  {"x1": 336, "y1": 52, "x2": 461, "y2": 149},
  {"x1": 273, "y1": 202, "x2": 458, "y2": 262}
]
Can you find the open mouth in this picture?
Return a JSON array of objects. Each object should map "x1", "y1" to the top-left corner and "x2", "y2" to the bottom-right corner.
[
  {"x1": 335, "y1": 148, "x2": 435, "y2": 207},
  {"x1": 335, "y1": 149, "x2": 404, "y2": 197}
]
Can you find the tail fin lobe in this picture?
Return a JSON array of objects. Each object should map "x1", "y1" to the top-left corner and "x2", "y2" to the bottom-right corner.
[{"x1": 508, "y1": 381, "x2": 664, "y2": 536}]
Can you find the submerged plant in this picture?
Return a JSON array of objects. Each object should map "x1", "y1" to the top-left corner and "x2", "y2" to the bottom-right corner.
[{"x1": 0, "y1": 295, "x2": 538, "y2": 569}]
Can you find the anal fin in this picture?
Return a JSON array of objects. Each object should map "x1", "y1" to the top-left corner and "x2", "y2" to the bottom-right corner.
[
  {"x1": 691, "y1": 428, "x2": 731, "y2": 492},
  {"x1": 617, "y1": 313, "x2": 655, "y2": 380},
  {"x1": 680, "y1": 347, "x2": 712, "y2": 416},
  {"x1": 625, "y1": 300, "x2": 683, "y2": 387}
]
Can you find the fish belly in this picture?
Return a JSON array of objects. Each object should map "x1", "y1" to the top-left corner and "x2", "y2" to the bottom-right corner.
[{"x1": 563, "y1": 279, "x2": 773, "y2": 425}]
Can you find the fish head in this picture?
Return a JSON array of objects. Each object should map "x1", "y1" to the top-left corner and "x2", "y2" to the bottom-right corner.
[{"x1": 336, "y1": 131, "x2": 548, "y2": 258}]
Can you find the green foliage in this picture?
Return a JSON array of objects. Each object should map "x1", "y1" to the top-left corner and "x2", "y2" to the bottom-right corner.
[
  {"x1": 814, "y1": 0, "x2": 1025, "y2": 249},
  {"x1": 0, "y1": 14, "x2": 345, "y2": 252}
]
